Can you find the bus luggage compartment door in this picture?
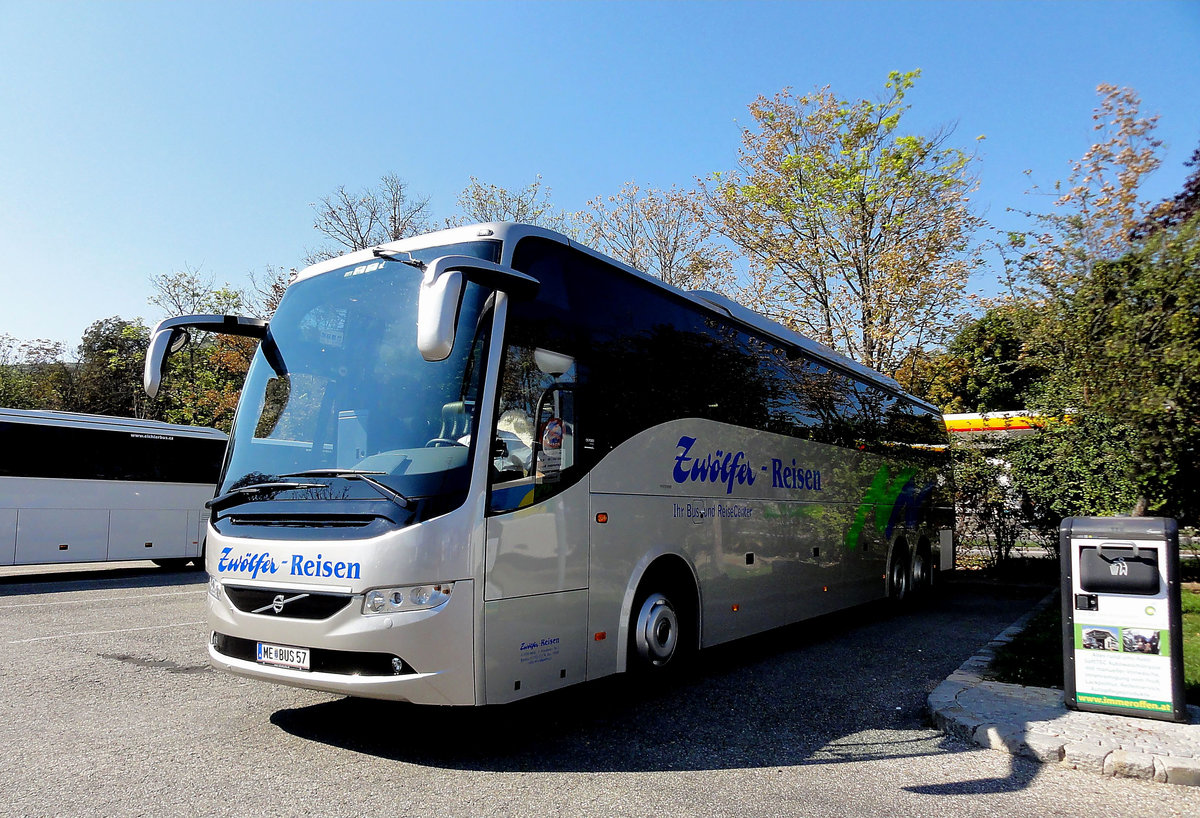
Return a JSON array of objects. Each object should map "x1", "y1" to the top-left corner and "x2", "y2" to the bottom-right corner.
[
  {"x1": 106, "y1": 509, "x2": 190, "y2": 561},
  {"x1": 482, "y1": 588, "x2": 588, "y2": 704},
  {"x1": 16, "y1": 508, "x2": 109, "y2": 564}
]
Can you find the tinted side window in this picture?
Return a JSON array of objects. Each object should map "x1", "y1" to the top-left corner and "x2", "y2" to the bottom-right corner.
[
  {"x1": 0, "y1": 421, "x2": 225, "y2": 483},
  {"x1": 508, "y1": 236, "x2": 919, "y2": 454}
]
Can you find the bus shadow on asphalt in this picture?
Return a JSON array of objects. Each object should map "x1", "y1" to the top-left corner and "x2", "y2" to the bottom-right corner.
[{"x1": 270, "y1": 588, "x2": 1043, "y2": 778}]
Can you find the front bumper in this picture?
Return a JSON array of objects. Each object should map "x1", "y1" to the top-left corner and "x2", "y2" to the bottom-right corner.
[{"x1": 207, "y1": 578, "x2": 476, "y2": 705}]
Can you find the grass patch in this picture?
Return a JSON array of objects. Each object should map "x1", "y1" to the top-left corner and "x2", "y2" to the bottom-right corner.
[
  {"x1": 986, "y1": 594, "x2": 1064, "y2": 690},
  {"x1": 1182, "y1": 586, "x2": 1200, "y2": 704},
  {"x1": 988, "y1": 585, "x2": 1200, "y2": 706}
]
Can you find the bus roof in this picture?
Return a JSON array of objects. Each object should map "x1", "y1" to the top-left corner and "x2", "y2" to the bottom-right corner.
[
  {"x1": 293, "y1": 221, "x2": 936, "y2": 413},
  {"x1": 0, "y1": 408, "x2": 228, "y2": 440}
]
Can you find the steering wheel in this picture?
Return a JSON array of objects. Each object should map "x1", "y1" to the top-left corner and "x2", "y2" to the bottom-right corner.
[{"x1": 425, "y1": 438, "x2": 468, "y2": 448}]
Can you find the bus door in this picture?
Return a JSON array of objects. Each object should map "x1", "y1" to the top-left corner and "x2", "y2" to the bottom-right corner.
[{"x1": 481, "y1": 343, "x2": 589, "y2": 702}]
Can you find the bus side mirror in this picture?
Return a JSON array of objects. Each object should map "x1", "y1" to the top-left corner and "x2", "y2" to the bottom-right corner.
[
  {"x1": 416, "y1": 256, "x2": 540, "y2": 362},
  {"x1": 417, "y1": 268, "x2": 465, "y2": 362},
  {"x1": 144, "y1": 314, "x2": 269, "y2": 398},
  {"x1": 145, "y1": 328, "x2": 186, "y2": 399}
]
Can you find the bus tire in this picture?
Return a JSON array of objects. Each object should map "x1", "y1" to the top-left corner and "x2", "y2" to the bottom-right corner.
[
  {"x1": 911, "y1": 541, "x2": 933, "y2": 596},
  {"x1": 633, "y1": 593, "x2": 679, "y2": 668},
  {"x1": 628, "y1": 566, "x2": 696, "y2": 673},
  {"x1": 888, "y1": 543, "x2": 911, "y2": 602}
]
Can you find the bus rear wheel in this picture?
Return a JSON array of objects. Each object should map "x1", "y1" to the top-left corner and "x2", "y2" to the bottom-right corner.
[
  {"x1": 910, "y1": 544, "x2": 933, "y2": 596},
  {"x1": 888, "y1": 546, "x2": 911, "y2": 602}
]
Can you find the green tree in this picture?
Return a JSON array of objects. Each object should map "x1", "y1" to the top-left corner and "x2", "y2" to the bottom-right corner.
[
  {"x1": 952, "y1": 446, "x2": 1026, "y2": 569},
  {"x1": 907, "y1": 302, "x2": 1050, "y2": 412},
  {"x1": 145, "y1": 265, "x2": 255, "y2": 431},
  {"x1": 74, "y1": 317, "x2": 156, "y2": 419},
  {"x1": 699, "y1": 69, "x2": 984, "y2": 376},
  {"x1": 1059, "y1": 214, "x2": 1200, "y2": 520},
  {"x1": 1000, "y1": 83, "x2": 1199, "y2": 523},
  {"x1": 0, "y1": 335, "x2": 74, "y2": 410},
  {"x1": 1005, "y1": 416, "x2": 1145, "y2": 526},
  {"x1": 148, "y1": 263, "x2": 247, "y2": 317},
  {"x1": 157, "y1": 334, "x2": 255, "y2": 432}
]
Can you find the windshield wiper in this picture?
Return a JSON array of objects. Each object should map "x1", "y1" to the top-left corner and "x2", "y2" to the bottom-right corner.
[
  {"x1": 372, "y1": 247, "x2": 425, "y2": 270},
  {"x1": 281, "y1": 469, "x2": 413, "y2": 509},
  {"x1": 206, "y1": 481, "x2": 327, "y2": 513}
]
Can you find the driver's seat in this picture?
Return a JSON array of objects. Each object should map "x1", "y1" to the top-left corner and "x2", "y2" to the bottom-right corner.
[{"x1": 439, "y1": 401, "x2": 470, "y2": 440}]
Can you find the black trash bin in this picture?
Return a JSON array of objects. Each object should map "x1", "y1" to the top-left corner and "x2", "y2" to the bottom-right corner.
[{"x1": 1060, "y1": 517, "x2": 1187, "y2": 723}]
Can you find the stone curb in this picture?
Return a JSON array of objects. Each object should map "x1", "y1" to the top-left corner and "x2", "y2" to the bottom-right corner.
[{"x1": 928, "y1": 590, "x2": 1200, "y2": 787}]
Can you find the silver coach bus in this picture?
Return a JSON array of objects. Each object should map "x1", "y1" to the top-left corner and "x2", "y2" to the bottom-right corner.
[{"x1": 145, "y1": 222, "x2": 952, "y2": 706}]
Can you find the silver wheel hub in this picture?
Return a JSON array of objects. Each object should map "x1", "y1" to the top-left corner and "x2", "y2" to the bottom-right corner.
[
  {"x1": 635, "y1": 594, "x2": 678, "y2": 666},
  {"x1": 892, "y1": 556, "x2": 908, "y2": 598}
]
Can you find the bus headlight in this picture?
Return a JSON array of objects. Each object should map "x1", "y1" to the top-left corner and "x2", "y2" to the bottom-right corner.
[{"x1": 363, "y1": 583, "x2": 453, "y2": 615}]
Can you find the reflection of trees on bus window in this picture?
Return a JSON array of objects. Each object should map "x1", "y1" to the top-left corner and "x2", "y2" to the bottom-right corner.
[
  {"x1": 505, "y1": 232, "x2": 947, "y2": 471},
  {"x1": 253, "y1": 374, "x2": 331, "y2": 442}
]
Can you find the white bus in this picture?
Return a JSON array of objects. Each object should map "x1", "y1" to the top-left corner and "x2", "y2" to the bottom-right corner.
[
  {"x1": 0, "y1": 408, "x2": 227, "y2": 569},
  {"x1": 145, "y1": 222, "x2": 952, "y2": 705}
]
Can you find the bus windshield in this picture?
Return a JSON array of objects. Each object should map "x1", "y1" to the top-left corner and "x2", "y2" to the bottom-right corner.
[{"x1": 219, "y1": 242, "x2": 499, "y2": 516}]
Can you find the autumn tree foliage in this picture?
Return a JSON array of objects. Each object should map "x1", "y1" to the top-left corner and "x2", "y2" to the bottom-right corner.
[
  {"x1": 1006, "y1": 84, "x2": 1163, "y2": 298},
  {"x1": 699, "y1": 70, "x2": 984, "y2": 377},
  {"x1": 448, "y1": 175, "x2": 575, "y2": 235},
  {"x1": 955, "y1": 84, "x2": 1199, "y2": 525},
  {"x1": 578, "y1": 181, "x2": 734, "y2": 292}
]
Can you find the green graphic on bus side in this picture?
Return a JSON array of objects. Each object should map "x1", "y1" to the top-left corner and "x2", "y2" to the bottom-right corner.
[
  {"x1": 843, "y1": 465, "x2": 918, "y2": 551},
  {"x1": 762, "y1": 504, "x2": 822, "y2": 521}
]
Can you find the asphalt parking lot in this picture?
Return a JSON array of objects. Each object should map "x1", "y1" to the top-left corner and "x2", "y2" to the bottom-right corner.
[{"x1": 2, "y1": 564, "x2": 1198, "y2": 817}]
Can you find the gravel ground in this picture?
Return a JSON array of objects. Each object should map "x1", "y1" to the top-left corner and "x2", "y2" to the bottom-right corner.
[{"x1": 2, "y1": 564, "x2": 1198, "y2": 817}]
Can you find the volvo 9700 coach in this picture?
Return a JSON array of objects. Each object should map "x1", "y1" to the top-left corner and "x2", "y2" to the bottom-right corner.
[{"x1": 144, "y1": 222, "x2": 952, "y2": 705}]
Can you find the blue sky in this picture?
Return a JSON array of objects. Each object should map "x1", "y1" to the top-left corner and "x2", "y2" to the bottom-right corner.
[{"x1": 1, "y1": 0, "x2": 1197, "y2": 352}]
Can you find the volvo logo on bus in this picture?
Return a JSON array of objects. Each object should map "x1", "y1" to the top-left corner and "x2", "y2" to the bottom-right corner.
[{"x1": 251, "y1": 593, "x2": 309, "y2": 616}]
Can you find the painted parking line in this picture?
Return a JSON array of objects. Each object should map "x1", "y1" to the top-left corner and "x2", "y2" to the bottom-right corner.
[
  {"x1": 0, "y1": 589, "x2": 204, "y2": 610},
  {"x1": 8, "y1": 621, "x2": 205, "y2": 644}
]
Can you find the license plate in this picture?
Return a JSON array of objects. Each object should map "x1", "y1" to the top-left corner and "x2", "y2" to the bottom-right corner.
[{"x1": 256, "y1": 642, "x2": 310, "y2": 671}]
